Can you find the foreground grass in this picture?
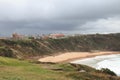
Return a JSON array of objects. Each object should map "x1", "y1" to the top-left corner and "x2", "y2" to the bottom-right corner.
[
  {"x1": 0, "y1": 57, "x2": 120, "y2": 80},
  {"x1": 0, "y1": 57, "x2": 71, "y2": 80}
]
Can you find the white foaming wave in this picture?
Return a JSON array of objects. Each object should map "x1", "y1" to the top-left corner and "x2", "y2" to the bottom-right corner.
[
  {"x1": 96, "y1": 58, "x2": 120, "y2": 76},
  {"x1": 94, "y1": 54, "x2": 120, "y2": 59},
  {"x1": 71, "y1": 54, "x2": 120, "y2": 76},
  {"x1": 71, "y1": 54, "x2": 120, "y2": 64}
]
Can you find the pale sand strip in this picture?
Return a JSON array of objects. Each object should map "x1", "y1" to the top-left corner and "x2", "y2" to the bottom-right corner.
[{"x1": 38, "y1": 51, "x2": 120, "y2": 63}]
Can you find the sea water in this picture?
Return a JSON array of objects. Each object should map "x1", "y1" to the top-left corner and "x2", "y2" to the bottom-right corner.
[{"x1": 71, "y1": 54, "x2": 120, "y2": 76}]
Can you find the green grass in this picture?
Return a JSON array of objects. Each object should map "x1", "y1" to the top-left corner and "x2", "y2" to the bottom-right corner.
[
  {"x1": 0, "y1": 57, "x2": 71, "y2": 80},
  {"x1": 0, "y1": 33, "x2": 120, "y2": 80},
  {"x1": 0, "y1": 57, "x2": 120, "y2": 80}
]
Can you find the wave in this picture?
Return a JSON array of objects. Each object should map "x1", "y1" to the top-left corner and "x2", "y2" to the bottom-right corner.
[{"x1": 71, "y1": 54, "x2": 120, "y2": 76}]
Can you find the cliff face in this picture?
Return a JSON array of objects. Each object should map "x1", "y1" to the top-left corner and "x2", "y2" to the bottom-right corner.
[{"x1": 0, "y1": 33, "x2": 120, "y2": 58}]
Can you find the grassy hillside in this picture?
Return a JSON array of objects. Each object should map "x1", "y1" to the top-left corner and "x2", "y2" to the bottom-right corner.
[
  {"x1": 0, "y1": 33, "x2": 120, "y2": 59},
  {"x1": 0, "y1": 57, "x2": 120, "y2": 80}
]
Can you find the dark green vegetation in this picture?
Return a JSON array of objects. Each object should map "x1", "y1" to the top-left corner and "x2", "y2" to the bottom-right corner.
[
  {"x1": 0, "y1": 33, "x2": 120, "y2": 59},
  {"x1": 0, "y1": 33, "x2": 120, "y2": 80},
  {"x1": 0, "y1": 57, "x2": 120, "y2": 80},
  {"x1": 100, "y1": 68, "x2": 117, "y2": 76}
]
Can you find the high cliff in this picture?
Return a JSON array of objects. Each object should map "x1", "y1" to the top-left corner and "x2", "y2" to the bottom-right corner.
[{"x1": 0, "y1": 33, "x2": 120, "y2": 59}]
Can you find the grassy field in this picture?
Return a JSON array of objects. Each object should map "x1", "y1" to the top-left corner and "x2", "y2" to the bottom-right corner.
[
  {"x1": 0, "y1": 57, "x2": 120, "y2": 80},
  {"x1": 0, "y1": 33, "x2": 120, "y2": 80},
  {"x1": 0, "y1": 57, "x2": 71, "y2": 80}
]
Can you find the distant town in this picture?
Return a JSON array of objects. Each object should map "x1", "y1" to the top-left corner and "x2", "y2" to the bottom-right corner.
[
  {"x1": 0, "y1": 33, "x2": 68, "y2": 40},
  {"x1": 0, "y1": 33, "x2": 119, "y2": 40}
]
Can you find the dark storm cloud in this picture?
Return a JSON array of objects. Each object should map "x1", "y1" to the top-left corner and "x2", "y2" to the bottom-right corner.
[{"x1": 0, "y1": 0, "x2": 120, "y2": 35}]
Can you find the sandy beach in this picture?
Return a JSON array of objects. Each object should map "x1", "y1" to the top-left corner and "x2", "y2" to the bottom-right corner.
[{"x1": 38, "y1": 51, "x2": 120, "y2": 63}]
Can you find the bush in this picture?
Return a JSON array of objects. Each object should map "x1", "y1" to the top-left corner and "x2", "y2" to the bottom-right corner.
[
  {"x1": 100, "y1": 68, "x2": 117, "y2": 76},
  {"x1": 0, "y1": 47, "x2": 15, "y2": 58}
]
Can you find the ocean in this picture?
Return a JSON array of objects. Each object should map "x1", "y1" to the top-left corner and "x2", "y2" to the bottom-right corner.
[{"x1": 71, "y1": 54, "x2": 120, "y2": 76}]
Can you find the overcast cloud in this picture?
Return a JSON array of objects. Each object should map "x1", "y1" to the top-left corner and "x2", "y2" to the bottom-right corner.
[{"x1": 0, "y1": 0, "x2": 120, "y2": 36}]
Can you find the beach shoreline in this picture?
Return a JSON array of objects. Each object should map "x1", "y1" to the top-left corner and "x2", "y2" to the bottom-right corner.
[{"x1": 38, "y1": 51, "x2": 120, "y2": 63}]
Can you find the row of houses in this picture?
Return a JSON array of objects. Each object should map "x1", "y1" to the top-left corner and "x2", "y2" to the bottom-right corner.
[
  {"x1": 12, "y1": 33, "x2": 26, "y2": 39},
  {"x1": 41, "y1": 33, "x2": 65, "y2": 39},
  {"x1": 11, "y1": 33, "x2": 65, "y2": 40},
  {"x1": 0, "y1": 33, "x2": 66, "y2": 40}
]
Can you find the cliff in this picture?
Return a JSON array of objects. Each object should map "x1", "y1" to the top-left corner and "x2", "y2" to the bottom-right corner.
[{"x1": 0, "y1": 33, "x2": 120, "y2": 59}]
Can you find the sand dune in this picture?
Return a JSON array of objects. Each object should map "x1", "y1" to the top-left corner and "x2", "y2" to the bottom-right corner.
[{"x1": 38, "y1": 51, "x2": 120, "y2": 63}]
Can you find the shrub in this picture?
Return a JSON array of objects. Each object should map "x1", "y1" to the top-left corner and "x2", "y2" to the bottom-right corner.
[
  {"x1": 0, "y1": 47, "x2": 15, "y2": 58},
  {"x1": 100, "y1": 68, "x2": 117, "y2": 76}
]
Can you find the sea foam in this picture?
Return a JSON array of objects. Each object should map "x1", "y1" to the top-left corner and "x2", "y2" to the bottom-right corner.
[{"x1": 71, "y1": 54, "x2": 120, "y2": 76}]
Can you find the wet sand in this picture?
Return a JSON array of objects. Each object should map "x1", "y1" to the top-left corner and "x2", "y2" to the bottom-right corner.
[{"x1": 38, "y1": 51, "x2": 120, "y2": 63}]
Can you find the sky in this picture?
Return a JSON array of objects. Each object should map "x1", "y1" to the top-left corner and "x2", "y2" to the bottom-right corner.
[{"x1": 0, "y1": 0, "x2": 120, "y2": 36}]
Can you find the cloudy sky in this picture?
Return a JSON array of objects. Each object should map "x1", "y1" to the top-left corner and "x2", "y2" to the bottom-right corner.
[{"x1": 0, "y1": 0, "x2": 120, "y2": 36}]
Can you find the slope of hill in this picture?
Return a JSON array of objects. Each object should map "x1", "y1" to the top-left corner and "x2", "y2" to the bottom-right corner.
[
  {"x1": 0, "y1": 33, "x2": 120, "y2": 59},
  {"x1": 0, "y1": 57, "x2": 120, "y2": 80},
  {"x1": 0, "y1": 33, "x2": 120, "y2": 80}
]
